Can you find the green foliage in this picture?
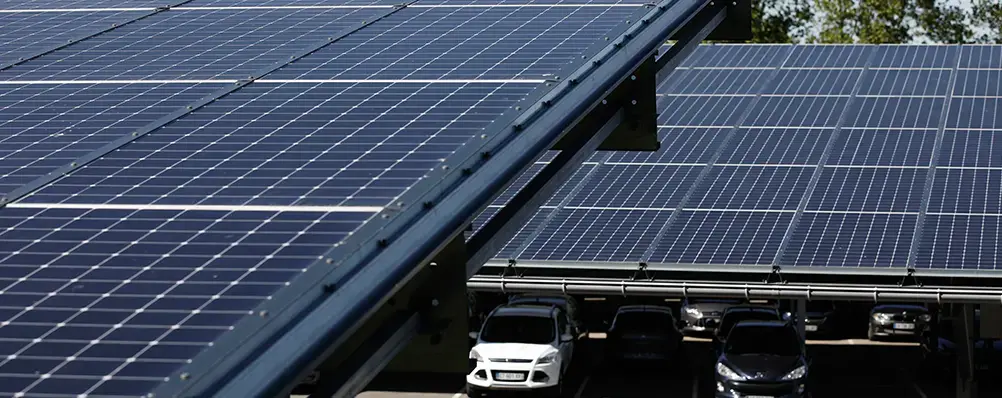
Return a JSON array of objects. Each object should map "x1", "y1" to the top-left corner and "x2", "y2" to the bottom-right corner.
[{"x1": 970, "y1": 0, "x2": 1002, "y2": 43}]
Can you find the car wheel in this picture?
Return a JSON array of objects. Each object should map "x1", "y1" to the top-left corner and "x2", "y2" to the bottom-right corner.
[{"x1": 867, "y1": 327, "x2": 876, "y2": 341}]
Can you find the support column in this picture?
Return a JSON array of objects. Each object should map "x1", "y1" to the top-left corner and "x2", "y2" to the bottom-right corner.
[
  {"x1": 795, "y1": 299, "x2": 806, "y2": 340},
  {"x1": 954, "y1": 303, "x2": 975, "y2": 398}
]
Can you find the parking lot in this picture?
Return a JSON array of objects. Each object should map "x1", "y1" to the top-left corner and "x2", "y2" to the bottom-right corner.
[{"x1": 346, "y1": 334, "x2": 971, "y2": 398}]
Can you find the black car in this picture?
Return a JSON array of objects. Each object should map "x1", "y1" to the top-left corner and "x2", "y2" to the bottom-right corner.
[
  {"x1": 605, "y1": 305, "x2": 684, "y2": 365},
  {"x1": 715, "y1": 320, "x2": 810, "y2": 398},
  {"x1": 782, "y1": 301, "x2": 839, "y2": 338},
  {"x1": 868, "y1": 304, "x2": 932, "y2": 341},
  {"x1": 714, "y1": 306, "x2": 782, "y2": 354}
]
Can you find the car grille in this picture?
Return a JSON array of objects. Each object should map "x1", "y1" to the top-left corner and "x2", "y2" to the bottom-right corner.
[
  {"x1": 704, "y1": 311, "x2": 723, "y2": 317},
  {"x1": 732, "y1": 382, "x2": 796, "y2": 395},
  {"x1": 490, "y1": 358, "x2": 533, "y2": 363},
  {"x1": 891, "y1": 314, "x2": 919, "y2": 322}
]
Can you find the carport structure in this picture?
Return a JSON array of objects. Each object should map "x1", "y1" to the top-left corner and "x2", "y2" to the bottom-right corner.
[{"x1": 469, "y1": 43, "x2": 1002, "y2": 398}]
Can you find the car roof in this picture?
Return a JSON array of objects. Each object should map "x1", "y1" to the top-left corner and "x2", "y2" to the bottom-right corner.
[
  {"x1": 509, "y1": 294, "x2": 573, "y2": 304},
  {"x1": 724, "y1": 305, "x2": 778, "y2": 313},
  {"x1": 733, "y1": 319, "x2": 790, "y2": 329},
  {"x1": 492, "y1": 304, "x2": 558, "y2": 318},
  {"x1": 617, "y1": 304, "x2": 673, "y2": 314}
]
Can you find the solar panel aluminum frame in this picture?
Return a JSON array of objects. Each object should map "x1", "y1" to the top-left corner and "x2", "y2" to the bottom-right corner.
[
  {"x1": 150, "y1": 1, "x2": 716, "y2": 396},
  {"x1": 0, "y1": 0, "x2": 191, "y2": 72}
]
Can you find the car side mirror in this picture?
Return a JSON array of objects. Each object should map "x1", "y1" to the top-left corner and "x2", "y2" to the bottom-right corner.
[
  {"x1": 469, "y1": 331, "x2": 479, "y2": 340},
  {"x1": 560, "y1": 334, "x2": 574, "y2": 342}
]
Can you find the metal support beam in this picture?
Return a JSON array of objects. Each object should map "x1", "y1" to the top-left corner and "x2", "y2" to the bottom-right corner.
[
  {"x1": 955, "y1": 304, "x2": 976, "y2": 398},
  {"x1": 468, "y1": 276, "x2": 1002, "y2": 304},
  {"x1": 795, "y1": 299, "x2": 806, "y2": 339}
]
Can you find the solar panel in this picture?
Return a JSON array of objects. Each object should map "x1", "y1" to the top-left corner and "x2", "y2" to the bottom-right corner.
[
  {"x1": 0, "y1": 83, "x2": 225, "y2": 195},
  {"x1": 0, "y1": 1, "x2": 162, "y2": 9},
  {"x1": 0, "y1": 2, "x2": 652, "y2": 395},
  {"x1": 0, "y1": 10, "x2": 148, "y2": 64},
  {"x1": 485, "y1": 43, "x2": 1002, "y2": 276}
]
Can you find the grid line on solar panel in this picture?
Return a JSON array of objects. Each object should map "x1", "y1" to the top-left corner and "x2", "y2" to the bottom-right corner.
[
  {"x1": 0, "y1": 7, "x2": 383, "y2": 81},
  {"x1": 902, "y1": 45, "x2": 964, "y2": 269},
  {"x1": 0, "y1": 82, "x2": 226, "y2": 196},
  {"x1": 0, "y1": 10, "x2": 149, "y2": 66},
  {"x1": 0, "y1": 0, "x2": 167, "y2": 9},
  {"x1": 263, "y1": 5, "x2": 642, "y2": 80}
]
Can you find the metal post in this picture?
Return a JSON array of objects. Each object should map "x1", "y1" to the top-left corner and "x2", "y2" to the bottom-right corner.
[
  {"x1": 796, "y1": 299, "x2": 806, "y2": 339},
  {"x1": 955, "y1": 303, "x2": 975, "y2": 398}
]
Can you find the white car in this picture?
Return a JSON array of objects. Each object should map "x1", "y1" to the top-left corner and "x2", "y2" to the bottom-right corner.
[{"x1": 467, "y1": 304, "x2": 576, "y2": 397}]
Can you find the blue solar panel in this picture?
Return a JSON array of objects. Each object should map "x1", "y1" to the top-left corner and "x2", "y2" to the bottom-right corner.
[
  {"x1": 485, "y1": 44, "x2": 1002, "y2": 275},
  {"x1": 0, "y1": 83, "x2": 224, "y2": 195},
  {"x1": 0, "y1": 10, "x2": 147, "y2": 64},
  {"x1": 21, "y1": 82, "x2": 535, "y2": 207},
  {"x1": 938, "y1": 130, "x2": 1002, "y2": 168},
  {"x1": 688, "y1": 166, "x2": 814, "y2": 210},
  {"x1": 265, "y1": 6, "x2": 642, "y2": 80},
  {"x1": 782, "y1": 212, "x2": 918, "y2": 268},
  {"x1": 518, "y1": 208, "x2": 672, "y2": 262},
  {"x1": 563, "y1": 165, "x2": 701, "y2": 209},
  {"x1": 927, "y1": 169, "x2": 1002, "y2": 214},
  {"x1": 0, "y1": 8, "x2": 381, "y2": 80},
  {"x1": 0, "y1": 1, "x2": 161, "y2": 9},
  {"x1": 828, "y1": 129, "x2": 935, "y2": 166},
  {"x1": 717, "y1": 129, "x2": 829, "y2": 164},
  {"x1": 806, "y1": 168, "x2": 928, "y2": 212},
  {"x1": 648, "y1": 211, "x2": 793, "y2": 265}
]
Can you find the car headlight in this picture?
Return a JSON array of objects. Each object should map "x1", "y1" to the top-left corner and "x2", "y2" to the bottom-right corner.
[
  {"x1": 919, "y1": 314, "x2": 932, "y2": 322},
  {"x1": 781, "y1": 365, "x2": 807, "y2": 381},
  {"x1": 684, "y1": 307, "x2": 702, "y2": 318},
  {"x1": 716, "y1": 362, "x2": 746, "y2": 381},
  {"x1": 873, "y1": 313, "x2": 892, "y2": 322},
  {"x1": 469, "y1": 350, "x2": 484, "y2": 362},
  {"x1": 537, "y1": 352, "x2": 558, "y2": 364}
]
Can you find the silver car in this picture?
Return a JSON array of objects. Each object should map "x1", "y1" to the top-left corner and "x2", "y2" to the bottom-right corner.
[{"x1": 679, "y1": 298, "x2": 745, "y2": 335}]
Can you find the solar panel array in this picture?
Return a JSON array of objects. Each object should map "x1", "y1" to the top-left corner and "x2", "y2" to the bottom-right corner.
[
  {"x1": 482, "y1": 43, "x2": 1002, "y2": 273},
  {"x1": 0, "y1": 0, "x2": 653, "y2": 396}
]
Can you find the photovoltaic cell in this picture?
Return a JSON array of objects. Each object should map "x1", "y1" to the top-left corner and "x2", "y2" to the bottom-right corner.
[
  {"x1": 915, "y1": 215, "x2": 1002, "y2": 270},
  {"x1": 687, "y1": 166, "x2": 813, "y2": 210},
  {"x1": 649, "y1": 211, "x2": 793, "y2": 265},
  {"x1": 847, "y1": 97, "x2": 945, "y2": 129},
  {"x1": 0, "y1": 83, "x2": 225, "y2": 195},
  {"x1": 958, "y1": 45, "x2": 1002, "y2": 69},
  {"x1": 717, "y1": 128, "x2": 830, "y2": 165},
  {"x1": 518, "y1": 208, "x2": 672, "y2": 262},
  {"x1": 744, "y1": 96, "x2": 849, "y2": 127},
  {"x1": 658, "y1": 95, "x2": 752, "y2": 127},
  {"x1": 0, "y1": 8, "x2": 381, "y2": 80},
  {"x1": 682, "y1": 44, "x2": 791, "y2": 68},
  {"x1": 21, "y1": 82, "x2": 535, "y2": 207},
  {"x1": 563, "y1": 165, "x2": 701, "y2": 209},
  {"x1": 806, "y1": 168, "x2": 928, "y2": 212},
  {"x1": 265, "y1": 6, "x2": 642, "y2": 80},
  {"x1": 781, "y1": 213, "x2": 917, "y2": 268},
  {"x1": 859, "y1": 69, "x2": 951, "y2": 96},
  {"x1": 927, "y1": 169, "x2": 1002, "y2": 214},
  {"x1": 938, "y1": 130, "x2": 1002, "y2": 168},
  {"x1": 765, "y1": 69, "x2": 859, "y2": 95},
  {"x1": 0, "y1": 206, "x2": 373, "y2": 396},
  {"x1": 605, "y1": 128, "x2": 727, "y2": 164},
  {"x1": 783, "y1": 45, "x2": 872, "y2": 68},
  {"x1": 0, "y1": 11, "x2": 147, "y2": 64},
  {"x1": 660, "y1": 68, "x2": 770, "y2": 95},
  {"x1": 948, "y1": 98, "x2": 1002, "y2": 129},
  {"x1": 954, "y1": 70, "x2": 1002, "y2": 97},
  {"x1": 827, "y1": 129, "x2": 936, "y2": 166},
  {"x1": 188, "y1": 0, "x2": 393, "y2": 5},
  {"x1": 0, "y1": 0, "x2": 161, "y2": 9},
  {"x1": 872, "y1": 45, "x2": 957, "y2": 69},
  {"x1": 491, "y1": 210, "x2": 553, "y2": 259}
]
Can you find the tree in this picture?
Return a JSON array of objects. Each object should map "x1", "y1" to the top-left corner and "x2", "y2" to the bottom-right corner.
[
  {"x1": 750, "y1": 0, "x2": 813, "y2": 43},
  {"x1": 812, "y1": 0, "x2": 912, "y2": 43},
  {"x1": 913, "y1": 0, "x2": 972, "y2": 43},
  {"x1": 970, "y1": 0, "x2": 1002, "y2": 43}
]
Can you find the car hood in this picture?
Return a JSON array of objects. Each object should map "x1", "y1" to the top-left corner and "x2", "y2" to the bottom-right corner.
[
  {"x1": 473, "y1": 343, "x2": 555, "y2": 361},
  {"x1": 722, "y1": 354, "x2": 802, "y2": 380},
  {"x1": 873, "y1": 305, "x2": 927, "y2": 314}
]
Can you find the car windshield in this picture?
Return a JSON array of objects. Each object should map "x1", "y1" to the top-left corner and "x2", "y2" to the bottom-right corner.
[
  {"x1": 480, "y1": 315, "x2": 555, "y2": 344},
  {"x1": 689, "y1": 298, "x2": 743, "y2": 305},
  {"x1": 725, "y1": 325, "x2": 800, "y2": 356},
  {"x1": 718, "y1": 311, "x2": 779, "y2": 338},
  {"x1": 614, "y1": 312, "x2": 673, "y2": 334}
]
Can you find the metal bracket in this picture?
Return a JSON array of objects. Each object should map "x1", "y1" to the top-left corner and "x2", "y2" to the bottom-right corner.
[
  {"x1": 899, "y1": 268, "x2": 922, "y2": 287},
  {"x1": 631, "y1": 262, "x2": 655, "y2": 281},
  {"x1": 764, "y1": 266, "x2": 787, "y2": 284},
  {"x1": 501, "y1": 259, "x2": 524, "y2": 278},
  {"x1": 551, "y1": 55, "x2": 660, "y2": 151}
]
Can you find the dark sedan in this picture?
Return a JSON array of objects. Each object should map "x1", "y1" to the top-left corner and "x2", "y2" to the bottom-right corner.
[
  {"x1": 606, "y1": 305, "x2": 684, "y2": 365},
  {"x1": 868, "y1": 304, "x2": 932, "y2": 341},
  {"x1": 782, "y1": 301, "x2": 838, "y2": 338},
  {"x1": 680, "y1": 298, "x2": 745, "y2": 335},
  {"x1": 714, "y1": 306, "x2": 782, "y2": 355},
  {"x1": 714, "y1": 320, "x2": 810, "y2": 398}
]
